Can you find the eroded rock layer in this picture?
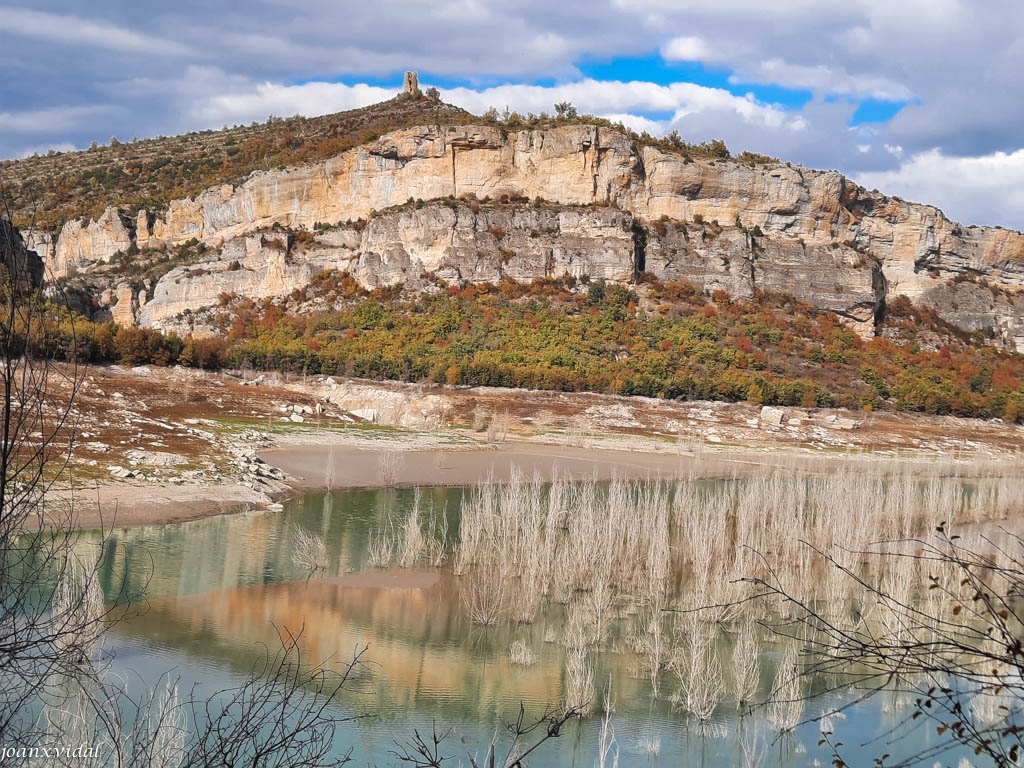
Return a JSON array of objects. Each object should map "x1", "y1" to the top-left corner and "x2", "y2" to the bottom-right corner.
[{"x1": 29, "y1": 123, "x2": 1024, "y2": 348}]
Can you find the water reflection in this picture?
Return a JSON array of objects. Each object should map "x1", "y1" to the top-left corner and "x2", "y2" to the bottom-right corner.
[{"x1": 89, "y1": 486, "x2": 974, "y2": 767}]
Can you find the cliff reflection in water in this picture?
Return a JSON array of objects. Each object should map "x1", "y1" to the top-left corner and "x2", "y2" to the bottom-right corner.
[
  {"x1": 115, "y1": 572, "x2": 592, "y2": 714},
  {"x1": 97, "y1": 487, "x2": 649, "y2": 719}
]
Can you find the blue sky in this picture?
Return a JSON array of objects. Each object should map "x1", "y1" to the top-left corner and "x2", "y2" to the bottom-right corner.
[{"x1": 2, "y1": 1, "x2": 1024, "y2": 230}]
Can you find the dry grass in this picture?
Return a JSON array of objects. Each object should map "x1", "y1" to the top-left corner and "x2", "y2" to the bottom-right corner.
[
  {"x1": 366, "y1": 529, "x2": 394, "y2": 568},
  {"x1": 564, "y1": 420, "x2": 588, "y2": 448},
  {"x1": 596, "y1": 680, "x2": 620, "y2": 768},
  {"x1": 485, "y1": 411, "x2": 510, "y2": 443},
  {"x1": 460, "y1": 567, "x2": 505, "y2": 626},
  {"x1": 51, "y1": 555, "x2": 105, "y2": 662},
  {"x1": 291, "y1": 525, "x2": 328, "y2": 572},
  {"x1": 377, "y1": 449, "x2": 405, "y2": 487},
  {"x1": 766, "y1": 648, "x2": 803, "y2": 734},
  {"x1": 672, "y1": 614, "x2": 724, "y2": 722},
  {"x1": 732, "y1": 619, "x2": 760, "y2": 709},
  {"x1": 397, "y1": 492, "x2": 426, "y2": 568},
  {"x1": 441, "y1": 457, "x2": 1024, "y2": 717},
  {"x1": 563, "y1": 646, "x2": 594, "y2": 716}
]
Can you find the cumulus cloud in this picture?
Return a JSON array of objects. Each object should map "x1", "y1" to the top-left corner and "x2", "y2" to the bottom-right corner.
[
  {"x1": 193, "y1": 81, "x2": 396, "y2": 125},
  {"x1": 856, "y1": 148, "x2": 1024, "y2": 229},
  {"x1": 0, "y1": 105, "x2": 112, "y2": 134},
  {"x1": 661, "y1": 36, "x2": 723, "y2": 63},
  {"x1": 10, "y1": 142, "x2": 78, "y2": 160},
  {"x1": 2, "y1": 0, "x2": 1024, "y2": 229},
  {"x1": 443, "y1": 80, "x2": 805, "y2": 131},
  {"x1": 176, "y1": 76, "x2": 806, "y2": 137},
  {"x1": 729, "y1": 60, "x2": 912, "y2": 101}
]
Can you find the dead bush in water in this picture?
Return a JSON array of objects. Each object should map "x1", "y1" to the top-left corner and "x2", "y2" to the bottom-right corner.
[{"x1": 291, "y1": 525, "x2": 329, "y2": 573}]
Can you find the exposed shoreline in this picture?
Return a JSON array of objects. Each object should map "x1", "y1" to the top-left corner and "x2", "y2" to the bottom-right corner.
[
  {"x1": 53, "y1": 431, "x2": 1024, "y2": 531},
  {"x1": 56, "y1": 438, "x2": 715, "y2": 530},
  {"x1": 37, "y1": 364, "x2": 1024, "y2": 531}
]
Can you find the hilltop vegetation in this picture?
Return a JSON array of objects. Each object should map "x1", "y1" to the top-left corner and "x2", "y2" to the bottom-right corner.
[
  {"x1": 0, "y1": 94, "x2": 774, "y2": 234},
  {"x1": 28, "y1": 276, "x2": 1024, "y2": 423},
  {"x1": 2, "y1": 92, "x2": 1021, "y2": 425},
  {"x1": 1, "y1": 94, "x2": 474, "y2": 230}
]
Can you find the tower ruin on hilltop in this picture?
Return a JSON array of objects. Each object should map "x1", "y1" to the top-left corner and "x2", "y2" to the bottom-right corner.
[{"x1": 402, "y1": 71, "x2": 420, "y2": 97}]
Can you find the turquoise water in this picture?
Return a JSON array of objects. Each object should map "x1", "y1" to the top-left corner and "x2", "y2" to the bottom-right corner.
[{"x1": 91, "y1": 486, "x2": 968, "y2": 766}]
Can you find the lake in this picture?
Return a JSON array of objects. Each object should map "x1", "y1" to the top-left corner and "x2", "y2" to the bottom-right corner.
[{"x1": 92, "y1": 484, "x2": 973, "y2": 767}]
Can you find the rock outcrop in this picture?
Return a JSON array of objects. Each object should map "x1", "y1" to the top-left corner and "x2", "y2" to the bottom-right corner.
[
  {"x1": 137, "y1": 204, "x2": 639, "y2": 327},
  {"x1": 28, "y1": 123, "x2": 1024, "y2": 346},
  {"x1": 136, "y1": 200, "x2": 887, "y2": 337},
  {"x1": 53, "y1": 207, "x2": 133, "y2": 276}
]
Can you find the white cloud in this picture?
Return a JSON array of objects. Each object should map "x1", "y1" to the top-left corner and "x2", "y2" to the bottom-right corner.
[
  {"x1": 441, "y1": 80, "x2": 805, "y2": 131},
  {"x1": 729, "y1": 59, "x2": 912, "y2": 101},
  {"x1": 3, "y1": 0, "x2": 1024, "y2": 231},
  {"x1": 0, "y1": 105, "x2": 111, "y2": 133},
  {"x1": 1, "y1": 6, "x2": 191, "y2": 56},
  {"x1": 856, "y1": 148, "x2": 1024, "y2": 229},
  {"x1": 10, "y1": 142, "x2": 78, "y2": 159},
  {"x1": 662, "y1": 36, "x2": 717, "y2": 62},
  {"x1": 600, "y1": 113, "x2": 666, "y2": 135},
  {"x1": 616, "y1": 0, "x2": 849, "y2": 17},
  {"x1": 180, "y1": 76, "x2": 807, "y2": 137},
  {"x1": 192, "y1": 81, "x2": 395, "y2": 125}
]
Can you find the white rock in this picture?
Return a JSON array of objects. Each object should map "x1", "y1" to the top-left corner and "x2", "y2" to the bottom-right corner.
[{"x1": 759, "y1": 406, "x2": 786, "y2": 427}]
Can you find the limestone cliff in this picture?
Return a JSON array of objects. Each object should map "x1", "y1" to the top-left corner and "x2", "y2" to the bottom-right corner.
[
  {"x1": 54, "y1": 207, "x2": 134, "y2": 276},
  {"x1": 33, "y1": 123, "x2": 1024, "y2": 348},
  {"x1": 136, "y1": 204, "x2": 638, "y2": 328},
  {"x1": 134, "y1": 201, "x2": 885, "y2": 339}
]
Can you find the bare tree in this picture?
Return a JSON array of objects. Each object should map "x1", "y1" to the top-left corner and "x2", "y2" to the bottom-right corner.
[
  {"x1": 0, "y1": 186, "x2": 366, "y2": 766},
  {"x1": 0, "y1": 184, "x2": 577, "y2": 766},
  {"x1": 390, "y1": 704, "x2": 583, "y2": 768},
  {"x1": 179, "y1": 628, "x2": 363, "y2": 768},
  {"x1": 0, "y1": 185, "x2": 117, "y2": 751},
  {"x1": 746, "y1": 525, "x2": 1024, "y2": 767}
]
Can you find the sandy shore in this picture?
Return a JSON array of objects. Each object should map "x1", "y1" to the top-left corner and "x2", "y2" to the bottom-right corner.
[
  {"x1": 53, "y1": 439, "x2": 709, "y2": 529},
  {"x1": 45, "y1": 482, "x2": 277, "y2": 530},
  {"x1": 53, "y1": 432, "x2": 1024, "y2": 530},
  {"x1": 261, "y1": 441, "x2": 707, "y2": 490},
  {"x1": 53, "y1": 433, "x2": 776, "y2": 529}
]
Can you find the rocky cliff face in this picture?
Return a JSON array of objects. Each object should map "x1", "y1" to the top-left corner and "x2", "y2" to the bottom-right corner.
[
  {"x1": 32, "y1": 123, "x2": 1024, "y2": 348},
  {"x1": 133, "y1": 200, "x2": 885, "y2": 339},
  {"x1": 53, "y1": 207, "x2": 134, "y2": 276},
  {"x1": 136, "y1": 204, "x2": 639, "y2": 328}
]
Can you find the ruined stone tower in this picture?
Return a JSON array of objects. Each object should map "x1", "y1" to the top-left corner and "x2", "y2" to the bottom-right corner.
[{"x1": 402, "y1": 71, "x2": 420, "y2": 97}]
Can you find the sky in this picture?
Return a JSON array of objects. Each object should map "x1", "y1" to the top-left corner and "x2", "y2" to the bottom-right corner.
[{"x1": 1, "y1": 1, "x2": 1023, "y2": 230}]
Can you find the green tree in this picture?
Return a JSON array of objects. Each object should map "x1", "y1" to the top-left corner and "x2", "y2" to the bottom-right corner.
[{"x1": 554, "y1": 101, "x2": 578, "y2": 119}]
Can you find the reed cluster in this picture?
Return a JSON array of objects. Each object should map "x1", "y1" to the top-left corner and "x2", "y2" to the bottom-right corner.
[
  {"x1": 446, "y1": 465, "x2": 1023, "y2": 718},
  {"x1": 366, "y1": 490, "x2": 448, "y2": 570}
]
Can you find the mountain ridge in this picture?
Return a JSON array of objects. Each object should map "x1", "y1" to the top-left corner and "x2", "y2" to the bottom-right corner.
[
  {"x1": 3, "y1": 96, "x2": 1024, "y2": 351},
  {"x1": 0, "y1": 93, "x2": 475, "y2": 229}
]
